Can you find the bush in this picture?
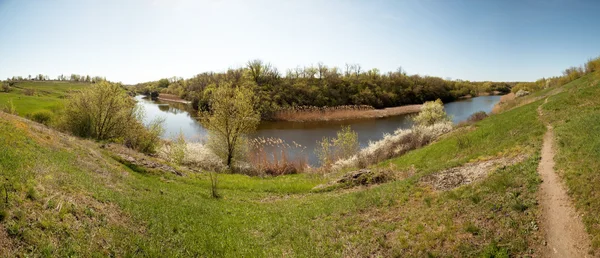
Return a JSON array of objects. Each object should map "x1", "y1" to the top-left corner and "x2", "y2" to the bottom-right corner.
[
  {"x1": 30, "y1": 110, "x2": 54, "y2": 125},
  {"x1": 123, "y1": 118, "x2": 165, "y2": 154},
  {"x1": 467, "y1": 111, "x2": 488, "y2": 123},
  {"x1": 456, "y1": 134, "x2": 472, "y2": 149},
  {"x1": 1, "y1": 83, "x2": 10, "y2": 92},
  {"x1": 2, "y1": 99, "x2": 16, "y2": 115},
  {"x1": 413, "y1": 99, "x2": 450, "y2": 127},
  {"x1": 333, "y1": 122, "x2": 453, "y2": 170},
  {"x1": 23, "y1": 88, "x2": 35, "y2": 96},
  {"x1": 62, "y1": 81, "x2": 164, "y2": 154},
  {"x1": 333, "y1": 126, "x2": 359, "y2": 160},
  {"x1": 585, "y1": 57, "x2": 600, "y2": 73},
  {"x1": 316, "y1": 126, "x2": 359, "y2": 167},
  {"x1": 316, "y1": 137, "x2": 334, "y2": 167},
  {"x1": 162, "y1": 131, "x2": 187, "y2": 164},
  {"x1": 62, "y1": 81, "x2": 139, "y2": 140}
]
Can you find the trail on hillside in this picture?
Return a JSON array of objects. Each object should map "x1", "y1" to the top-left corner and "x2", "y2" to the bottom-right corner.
[{"x1": 537, "y1": 99, "x2": 591, "y2": 257}]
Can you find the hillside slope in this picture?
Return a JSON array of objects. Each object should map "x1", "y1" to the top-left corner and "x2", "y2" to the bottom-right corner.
[{"x1": 1, "y1": 73, "x2": 598, "y2": 256}]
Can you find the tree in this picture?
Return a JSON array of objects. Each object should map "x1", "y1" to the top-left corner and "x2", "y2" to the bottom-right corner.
[
  {"x1": 157, "y1": 78, "x2": 170, "y2": 88},
  {"x1": 201, "y1": 83, "x2": 260, "y2": 168},
  {"x1": 413, "y1": 99, "x2": 450, "y2": 127}
]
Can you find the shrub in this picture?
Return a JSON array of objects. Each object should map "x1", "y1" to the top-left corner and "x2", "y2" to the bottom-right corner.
[
  {"x1": 585, "y1": 56, "x2": 600, "y2": 73},
  {"x1": 316, "y1": 136, "x2": 334, "y2": 167},
  {"x1": 333, "y1": 121, "x2": 453, "y2": 170},
  {"x1": 0, "y1": 209, "x2": 7, "y2": 222},
  {"x1": 171, "y1": 131, "x2": 187, "y2": 164},
  {"x1": 62, "y1": 81, "x2": 164, "y2": 154},
  {"x1": 467, "y1": 111, "x2": 488, "y2": 123},
  {"x1": 23, "y1": 88, "x2": 35, "y2": 96},
  {"x1": 456, "y1": 134, "x2": 472, "y2": 149},
  {"x1": 62, "y1": 81, "x2": 140, "y2": 140},
  {"x1": 1, "y1": 83, "x2": 10, "y2": 92},
  {"x1": 123, "y1": 118, "x2": 165, "y2": 154},
  {"x1": 30, "y1": 110, "x2": 54, "y2": 125},
  {"x1": 413, "y1": 99, "x2": 450, "y2": 127},
  {"x1": 2, "y1": 99, "x2": 16, "y2": 115},
  {"x1": 161, "y1": 131, "x2": 187, "y2": 165},
  {"x1": 159, "y1": 142, "x2": 226, "y2": 172},
  {"x1": 333, "y1": 126, "x2": 359, "y2": 160},
  {"x1": 316, "y1": 126, "x2": 359, "y2": 167}
]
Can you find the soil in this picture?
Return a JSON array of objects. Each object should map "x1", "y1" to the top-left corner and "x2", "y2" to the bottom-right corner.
[
  {"x1": 420, "y1": 155, "x2": 526, "y2": 191},
  {"x1": 537, "y1": 99, "x2": 592, "y2": 257}
]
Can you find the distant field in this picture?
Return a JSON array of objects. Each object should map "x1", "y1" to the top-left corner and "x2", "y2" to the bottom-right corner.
[{"x1": 0, "y1": 81, "x2": 89, "y2": 116}]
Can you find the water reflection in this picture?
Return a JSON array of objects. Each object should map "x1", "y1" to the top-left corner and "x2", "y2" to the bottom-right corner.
[{"x1": 136, "y1": 95, "x2": 501, "y2": 166}]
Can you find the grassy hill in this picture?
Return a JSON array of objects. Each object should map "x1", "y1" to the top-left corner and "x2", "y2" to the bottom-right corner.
[
  {"x1": 0, "y1": 74, "x2": 599, "y2": 256},
  {"x1": 0, "y1": 81, "x2": 90, "y2": 117}
]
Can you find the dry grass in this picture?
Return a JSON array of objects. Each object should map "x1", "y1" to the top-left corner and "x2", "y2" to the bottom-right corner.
[
  {"x1": 491, "y1": 93, "x2": 515, "y2": 113},
  {"x1": 272, "y1": 104, "x2": 421, "y2": 122},
  {"x1": 248, "y1": 137, "x2": 309, "y2": 176}
]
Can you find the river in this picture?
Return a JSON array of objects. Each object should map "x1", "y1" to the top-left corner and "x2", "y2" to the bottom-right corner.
[{"x1": 136, "y1": 95, "x2": 501, "y2": 166}]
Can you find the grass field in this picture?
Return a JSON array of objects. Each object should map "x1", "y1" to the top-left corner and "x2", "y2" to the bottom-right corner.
[
  {"x1": 0, "y1": 81, "x2": 89, "y2": 117},
  {"x1": 0, "y1": 78, "x2": 559, "y2": 257}
]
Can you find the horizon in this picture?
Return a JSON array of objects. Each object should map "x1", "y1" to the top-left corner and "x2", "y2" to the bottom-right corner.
[{"x1": 1, "y1": 0, "x2": 600, "y2": 84}]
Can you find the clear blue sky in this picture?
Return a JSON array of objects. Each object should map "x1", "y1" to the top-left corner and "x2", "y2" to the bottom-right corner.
[{"x1": 1, "y1": 0, "x2": 599, "y2": 84}]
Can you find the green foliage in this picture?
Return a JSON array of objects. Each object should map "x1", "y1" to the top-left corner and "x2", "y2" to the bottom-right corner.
[
  {"x1": 59, "y1": 81, "x2": 163, "y2": 154},
  {"x1": 201, "y1": 83, "x2": 260, "y2": 167},
  {"x1": 157, "y1": 78, "x2": 170, "y2": 88},
  {"x1": 169, "y1": 130, "x2": 187, "y2": 165},
  {"x1": 413, "y1": 99, "x2": 450, "y2": 127},
  {"x1": 2, "y1": 99, "x2": 17, "y2": 114},
  {"x1": 134, "y1": 60, "x2": 513, "y2": 117},
  {"x1": 316, "y1": 136, "x2": 334, "y2": 167},
  {"x1": 62, "y1": 81, "x2": 139, "y2": 140},
  {"x1": 585, "y1": 56, "x2": 600, "y2": 73},
  {"x1": 1, "y1": 82, "x2": 10, "y2": 92},
  {"x1": 0, "y1": 209, "x2": 7, "y2": 222},
  {"x1": 316, "y1": 126, "x2": 359, "y2": 167},
  {"x1": 123, "y1": 117, "x2": 165, "y2": 154},
  {"x1": 30, "y1": 110, "x2": 54, "y2": 125},
  {"x1": 333, "y1": 126, "x2": 359, "y2": 160}
]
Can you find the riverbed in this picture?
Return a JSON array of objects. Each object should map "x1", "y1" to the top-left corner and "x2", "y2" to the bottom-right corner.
[{"x1": 136, "y1": 95, "x2": 501, "y2": 166}]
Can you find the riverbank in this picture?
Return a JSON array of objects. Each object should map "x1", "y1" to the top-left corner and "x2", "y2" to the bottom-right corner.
[
  {"x1": 157, "y1": 93, "x2": 191, "y2": 104},
  {"x1": 271, "y1": 104, "x2": 422, "y2": 122}
]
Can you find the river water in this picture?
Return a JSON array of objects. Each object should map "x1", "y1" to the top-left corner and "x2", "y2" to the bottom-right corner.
[{"x1": 136, "y1": 95, "x2": 501, "y2": 166}]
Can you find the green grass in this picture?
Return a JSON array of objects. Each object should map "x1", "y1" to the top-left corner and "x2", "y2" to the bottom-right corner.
[
  {"x1": 0, "y1": 81, "x2": 89, "y2": 117},
  {"x1": 0, "y1": 79, "x2": 552, "y2": 257},
  {"x1": 539, "y1": 72, "x2": 600, "y2": 250}
]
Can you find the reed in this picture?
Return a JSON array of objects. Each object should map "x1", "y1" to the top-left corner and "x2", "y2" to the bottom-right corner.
[
  {"x1": 271, "y1": 105, "x2": 374, "y2": 122},
  {"x1": 248, "y1": 137, "x2": 309, "y2": 176}
]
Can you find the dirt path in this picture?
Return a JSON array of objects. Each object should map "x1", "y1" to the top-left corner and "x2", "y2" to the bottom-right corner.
[{"x1": 537, "y1": 99, "x2": 591, "y2": 257}]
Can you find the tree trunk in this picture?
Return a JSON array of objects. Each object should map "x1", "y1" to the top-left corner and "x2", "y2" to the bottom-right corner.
[{"x1": 227, "y1": 153, "x2": 233, "y2": 168}]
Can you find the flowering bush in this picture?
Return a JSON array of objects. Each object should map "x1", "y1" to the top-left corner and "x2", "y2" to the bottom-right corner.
[{"x1": 332, "y1": 121, "x2": 453, "y2": 170}]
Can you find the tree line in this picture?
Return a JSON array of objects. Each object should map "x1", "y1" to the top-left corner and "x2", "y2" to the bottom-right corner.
[
  {"x1": 7, "y1": 74, "x2": 106, "y2": 83},
  {"x1": 133, "y1": 60, "x2": 516, "y2": 118}
]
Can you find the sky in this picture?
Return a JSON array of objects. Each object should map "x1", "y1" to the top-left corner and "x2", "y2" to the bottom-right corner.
[{"x1": 1, "y1": 0, "x2": 599, "y2": 84}]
